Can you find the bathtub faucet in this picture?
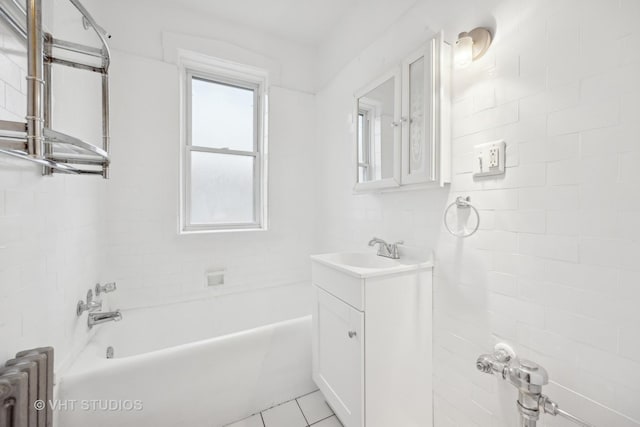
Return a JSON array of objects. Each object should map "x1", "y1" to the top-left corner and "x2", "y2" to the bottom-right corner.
[{"x1": 88, "y1": 310, "x2": 122, "y2": 329}]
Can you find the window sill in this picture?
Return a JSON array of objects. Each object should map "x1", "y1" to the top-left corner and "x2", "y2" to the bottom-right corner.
[{"x1": 179, "y1": 225, "x2": 268, "y2": 235}]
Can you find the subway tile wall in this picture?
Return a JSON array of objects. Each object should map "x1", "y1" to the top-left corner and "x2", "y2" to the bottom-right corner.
[
  {"x1": 437, "y1": 0, "x2": 640, "y2": 425},
  {"x1": 88, "y1": 0, "x2": 320, "y2": 309},
  {"x1": 0, "y1": 1, "x2": 637, "y2": 426},
  {"x1": 315, "y1": 0, "x2": 640, "y2": 426},
  {"x1": 103, "y1": 50, "x2": 316, "y2": 309}
]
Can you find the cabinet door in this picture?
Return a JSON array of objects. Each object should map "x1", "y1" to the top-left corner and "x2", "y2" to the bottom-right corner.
[
  {"x1": 312, "y1": 287, "x2": 364, "y2": 427},
  {"x1": 401, "y1": 31, "x2": 451, "y2": 186}
]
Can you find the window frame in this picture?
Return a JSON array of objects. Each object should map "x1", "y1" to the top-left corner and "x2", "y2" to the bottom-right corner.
[
  {"x1": 179, "y1": 54, "x2": 268, "y2": 234},
  {"x1": 357, "y1": 99, "x2": 383, "y2": 182}
]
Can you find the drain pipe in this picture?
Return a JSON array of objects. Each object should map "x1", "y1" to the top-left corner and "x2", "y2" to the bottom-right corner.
[{"x1": 476, "y1": 345, "x2": 595, "y2": 427}]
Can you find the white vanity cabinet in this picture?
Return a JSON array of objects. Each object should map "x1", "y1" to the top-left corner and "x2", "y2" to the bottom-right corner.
[
  {"x1": 311, "y1": 253, "x2": 433, "y2": 427},
  {"x1": 314, "y1": 287, "x2": 365, "y2": 427}
]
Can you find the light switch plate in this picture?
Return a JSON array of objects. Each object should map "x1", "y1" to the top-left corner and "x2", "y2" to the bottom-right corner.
[{"x1": 473, "y1": 140, "x2": 506, "y2": 177}]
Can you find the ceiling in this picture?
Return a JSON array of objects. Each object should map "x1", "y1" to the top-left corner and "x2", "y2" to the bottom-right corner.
[{"x1": 155, "y1": 0, "x2": 360, "y2": 46}]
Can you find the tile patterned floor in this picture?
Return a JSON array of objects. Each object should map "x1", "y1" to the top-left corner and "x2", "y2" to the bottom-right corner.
[{"x1": 226, "y1": 390, "x2": 343, "y2": 427}]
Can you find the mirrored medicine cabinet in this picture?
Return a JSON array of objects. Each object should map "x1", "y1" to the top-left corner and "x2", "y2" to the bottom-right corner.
[{"x1": 354, "y1": 32, "x2": 451, "y2": 192}]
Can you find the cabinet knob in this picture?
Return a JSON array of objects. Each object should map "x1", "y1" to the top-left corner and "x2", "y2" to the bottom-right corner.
[
  {"x1": 391, "y1": 117, "x2": 407, "y2": 127},
  {"x1": 348, "y1": 331, "x2": 357, "y2": 339}
]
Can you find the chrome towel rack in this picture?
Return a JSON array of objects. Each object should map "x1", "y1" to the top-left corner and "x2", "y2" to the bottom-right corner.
[
  {"x1": 444, "y1": 196, "x2": 480, "y2": 238},
  {"x1": 0, "y1": 0, "x2": 111, "y2": 178}
]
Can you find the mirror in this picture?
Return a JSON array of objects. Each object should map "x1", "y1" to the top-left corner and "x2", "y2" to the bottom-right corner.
[
  {"x1": 357, "y1": 78, "x2": 395, "y2": 182},
  {"x1": 354, "y1": 69, "x2": 401, "y2": 191}
]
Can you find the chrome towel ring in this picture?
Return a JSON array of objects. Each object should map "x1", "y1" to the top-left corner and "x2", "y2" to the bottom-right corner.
[{"x1": 444, "y1": 196, "x2": 480, "y2": 238}]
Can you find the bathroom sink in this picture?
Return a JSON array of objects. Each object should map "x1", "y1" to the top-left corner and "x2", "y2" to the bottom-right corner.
[{"x1": 310, "y1": 249, "x2": 433, "y2": 279}]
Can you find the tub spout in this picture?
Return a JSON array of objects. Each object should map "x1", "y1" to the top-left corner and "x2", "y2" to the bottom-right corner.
[{"x1": 88, "y1": 309, "x2": 122, "y2": 329}]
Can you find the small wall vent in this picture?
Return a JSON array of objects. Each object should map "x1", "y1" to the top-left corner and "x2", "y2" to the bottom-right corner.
[{"x1": 206, "y1": 269, "x2": 226, "y2": 287}]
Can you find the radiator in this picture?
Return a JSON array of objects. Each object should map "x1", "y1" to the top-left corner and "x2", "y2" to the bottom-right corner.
[{"x1": 0, "y1": 347, "x2": 53, "y2": 427}]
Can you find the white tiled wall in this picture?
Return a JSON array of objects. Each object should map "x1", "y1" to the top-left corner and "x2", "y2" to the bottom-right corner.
[
  {"x1": 93, "y1": 0, "x2": 318, "y2": 307},
  {"x1": 0, "y1": 0, "x2": 107, "y2": 368},
  {"x1": 103, "y1": 51, "x2": 315, "y2": 308},
  {"x1": 315, "y1": 0, "x2": 640, "y2": 425},
  {"x1": 0, "y1": 0, "x2": 318, "y2": 367},
  {"x1": 1, "y1": 1, "x2": 638, "y2": 426}
]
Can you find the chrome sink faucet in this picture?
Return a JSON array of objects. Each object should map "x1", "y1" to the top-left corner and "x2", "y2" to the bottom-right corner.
[
  {"x1": 368, "y1": 237, "x2": 403, "y2": 259},
  {"x1": 88, "y1": 310, "x2": 122, "y2": 329}
]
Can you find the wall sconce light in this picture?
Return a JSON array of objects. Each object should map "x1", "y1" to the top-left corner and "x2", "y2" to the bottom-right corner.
[{"x1": 455, "y1": 27, "x2": 492, "y2": 68}]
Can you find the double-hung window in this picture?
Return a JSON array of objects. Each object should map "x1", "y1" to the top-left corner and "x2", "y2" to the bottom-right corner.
[{"x1": 181, "y1": 59, "x2": 267, "y2": 233}]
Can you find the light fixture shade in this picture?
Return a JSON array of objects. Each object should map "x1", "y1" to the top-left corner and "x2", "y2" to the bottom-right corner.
[
  {"x1": 455, "y1": 28, "x2": 492, "y2": 69},
  {"x1": 455, "y1": 34, "x2": 473, "y2": 69}
]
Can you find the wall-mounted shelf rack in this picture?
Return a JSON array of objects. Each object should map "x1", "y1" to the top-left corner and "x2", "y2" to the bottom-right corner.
[{"x1": 0, "y1": 0, "x2": 111, "y2": 178}]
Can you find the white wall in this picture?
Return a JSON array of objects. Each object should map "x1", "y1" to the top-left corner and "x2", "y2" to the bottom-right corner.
[
  {"x1": 96, "y1": 4, "x2": 316, "y2": 308},
  {"x1": 0, "y1": 0, "x2": 107, "y2": 369},
  {"x1": 2, "y1": 1, "x2": 639, "y2": 426},
  {"x1": 92, "y1": 0, "x2": 316, "y2": 94},
  {"x1": 0, "y1": 0, "x2": 318, "y2": 368},
  {"x1": 314, "y1": 3, "x2": 450, "y2": 253},
  {"x1": 315, "y1": 0, "x2": 640, "y2": 426}
]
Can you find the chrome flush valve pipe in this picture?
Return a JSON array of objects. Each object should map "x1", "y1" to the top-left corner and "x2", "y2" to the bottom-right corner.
[
  {"x1": 476, "y1": 349, "x2": 548, "y2": 425},
  {"x1": 539, "y1": 395, "x2": 596, "y2": 427},
  {"x1": 507, "y1": 358, "x2": 548, "y2": 426},
  {"x1": 476, "y1": 346, "x2": 595, "y2": 427},
  {"x1": 476, "y1": 348, "x2": 512, "y2": 377}
]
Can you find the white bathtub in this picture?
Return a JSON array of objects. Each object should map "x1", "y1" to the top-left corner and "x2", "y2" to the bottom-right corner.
[{"x1": 57, "y1": 282, "x2": 315, "y2": 427}]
